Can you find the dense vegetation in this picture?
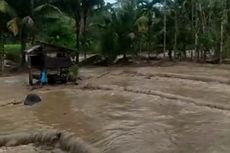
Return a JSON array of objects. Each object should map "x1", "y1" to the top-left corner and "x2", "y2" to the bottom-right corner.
[{"x1": 0, "y1": 0, "x2": 230, "y2": 71}]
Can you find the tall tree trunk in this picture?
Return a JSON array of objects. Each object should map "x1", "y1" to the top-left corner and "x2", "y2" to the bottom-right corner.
[
  {"x1": 123, "y1": 53, "x2": 127, "y2": 59},
  {"x1": 220, "y1": 0, "x2": 227, "y2": 63},
  {"x1": 75, "y1": 18, "x2": 80, "y2": 64},
  {"x1": 191, "y1": 0, "x2": 194, "y2": 60},
  {"x1": 183, "y1": 44, "x2": 186, "y2": 59},
  {"x1": 191, "y1": 50, "x2": 193, "y2": 60},
  {"x1": 199, "y1": 4, "x2": 207, "y2": 62},
  {"x1": 163, "y1": 0, "x2": 167, "y2": 57},
  {"x1": 0, "y1": 31, "x2": 4, "y2": 72},
  {"x1": 195, "y1": 2, "x2": 199, "y2": 61},
  {"x1": 174, "y1": 8, "x2": 178, "y2": 61},
  {"x1": 148, "y1": 13, "x2": 152, "y2": 59},
  {"x1": 203, "y1": 49, "x2": 207, "y2": 61},
  {"x1": 148, "y1": 30, "x2": 151, "y2": 58},
  {"x1": 20, "y1": 36, "x2": 26, "y2": 67},
  {"x1": 148, "y1": 39, "x2": 151, "y2": 59},
  {"x1": 83, "y1": 9, "x2": 88, "y2": 60},
  {"x1": 220, "y1": 19, "x2": 224, "y2": 63},
  {"x1": 30, "y1": 0, "x2": 34, "y2": 16},
  {"x1": 168, "y1": 49, "x2": 172, "y2": 60},
  {"x1": 139, "y1": 35, "x2": 143, "y2": 56}
]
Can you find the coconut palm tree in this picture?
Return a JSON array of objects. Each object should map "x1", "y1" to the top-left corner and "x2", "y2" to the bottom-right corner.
[
  {"x1": 51, "y1": 0, "x2": 104, "y2": 63},
  {"x1": 81, "y1": 0, "x2": 104, "y2": 58},
  {"x1": 94, "y1": 0, "x2": 138, "y2": 61},
  {"x1": 137, "y1": 0, "x2": 160, "y2": 57},
  {"x1": 5, "y1": 0, "x2": 62, "y2": 66}
]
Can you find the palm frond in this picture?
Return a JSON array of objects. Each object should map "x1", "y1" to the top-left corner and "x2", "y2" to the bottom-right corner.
[
  {"x1": 34, "y1": 3, "x2": 62, "y2": 16},
  {"x1": 7, "y1": 17, "x2": 20, "y2": 36},
  {"x1": 0, "y1": 0, "x2": 16, "y2": 16}
]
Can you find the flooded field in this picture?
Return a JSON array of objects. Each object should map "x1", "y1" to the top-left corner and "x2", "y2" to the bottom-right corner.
[{"x1": 1, "y1": 63, "x2": 230, "y2": 153}]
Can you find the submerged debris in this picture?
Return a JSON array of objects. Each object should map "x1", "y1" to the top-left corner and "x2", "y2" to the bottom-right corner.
[{"x1": 24, "y1": 94, "x2": 41, "y2": 106}]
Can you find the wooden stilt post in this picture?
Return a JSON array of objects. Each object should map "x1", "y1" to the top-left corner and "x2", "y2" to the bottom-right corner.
[{"x1": 28, "y1": 56, "x2": 33, "y2": 85}]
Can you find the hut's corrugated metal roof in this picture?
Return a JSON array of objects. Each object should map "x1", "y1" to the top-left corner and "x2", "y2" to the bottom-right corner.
[{"x1": 25, "y1": 45, "x2": 42, "y2": 54}]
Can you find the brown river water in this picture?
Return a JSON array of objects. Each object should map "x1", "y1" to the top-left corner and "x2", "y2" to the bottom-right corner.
[{"x1": 1, "y1": 63, "x2": 230, "y2": 153}]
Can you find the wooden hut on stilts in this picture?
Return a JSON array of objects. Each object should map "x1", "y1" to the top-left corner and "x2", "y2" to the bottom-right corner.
[{"x1": 25, "y1": 41, "x2": 75, "y2": 85}]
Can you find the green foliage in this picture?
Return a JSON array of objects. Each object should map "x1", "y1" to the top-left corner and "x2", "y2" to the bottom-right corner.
[
  {"x1": 40, "y1": 16, "x2": 75, "y2": 49},
  {"x1": 136, "y1": 16, "x2": 149, "y2": 33},
  {"x1": 199, "y1": 32, "x2": 215, "y2": 49},
  {"x1": 4, "y1": 44, "x2": 20, "y2": 62},
  {"x1": 0, "y1": 0, "x2": 15, "y2": 16},
  {"x1": 2, "y1": 0, "x2": 230, "y2": 64},
  {"x1": 92, "y1": 0, "x2": 139, "y2": 61},
  {"x1": 4, "y1": 44, "x2": 20, "y2": 54},
  {"x1": 68, "y1": 65, "x2": 79, "y2": 79},
  {"x1": 100, "y1": 28, "x2": 119, "y2": 61},
  {"x1": 33, "y1": 4, "x2": 62, "y2": 16}
]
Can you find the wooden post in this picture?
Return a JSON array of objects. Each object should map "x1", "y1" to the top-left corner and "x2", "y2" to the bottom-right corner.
[{"x1": 28, "y1": 55, "x2": 33, "y2": 85}]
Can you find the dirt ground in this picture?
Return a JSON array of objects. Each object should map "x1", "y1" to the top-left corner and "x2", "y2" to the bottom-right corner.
[{"x1": 1, "y1": 62, "x2": 230, "y2": 153}]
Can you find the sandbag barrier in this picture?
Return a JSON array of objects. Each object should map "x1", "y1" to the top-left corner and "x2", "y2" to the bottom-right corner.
[{"x1": 0, "y1": 130, "x2": 98, "y2": 153}]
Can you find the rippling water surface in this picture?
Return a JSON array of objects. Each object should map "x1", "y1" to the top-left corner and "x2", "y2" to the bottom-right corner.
[
  {"x1": 2, "y1": 66, "x2": 230, "y2": 153},
  {"x1": 32, "y1": 89, "x2": 230, "y2": 153}
]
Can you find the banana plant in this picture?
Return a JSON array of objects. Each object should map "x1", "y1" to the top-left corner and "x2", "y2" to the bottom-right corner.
[
  {"x1": 6, "y1": 0, "x2": 62, "y2": 66},
  {"x1": 0, "y1": 0, "x2": 16, "y2": 72}
]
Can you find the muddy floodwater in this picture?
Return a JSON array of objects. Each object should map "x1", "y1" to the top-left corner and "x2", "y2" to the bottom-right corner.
[{"x1": 2, "y1": 63, "x2": 230, "y2": 153}]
